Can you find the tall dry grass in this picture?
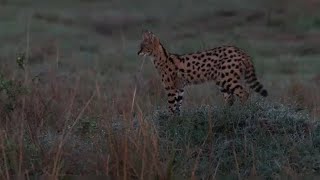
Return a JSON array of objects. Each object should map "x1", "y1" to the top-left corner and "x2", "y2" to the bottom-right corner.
[{"x1": 0, "y1": 45, "x2": 171, "y2": 180}]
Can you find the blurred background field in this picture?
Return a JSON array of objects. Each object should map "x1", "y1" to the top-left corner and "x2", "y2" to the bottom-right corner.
[{"x1": 0, "y1": 0, "x2": 320, "y2": 179}]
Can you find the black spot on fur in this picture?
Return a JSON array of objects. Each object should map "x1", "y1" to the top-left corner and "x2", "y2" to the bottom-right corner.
[
  {"x1": 176, "y1": 95, "x2": 183, "y2": 101},
  {"x1": 231, "y1": 84, "x2": 242, "y2": 93},
  {"x1": 250, "y1": 82, "x2": 259, "y2": 89},
  {"x1": 226, "y1": 84, "x2": 231, "y2": 90},
  {"x1": 168, "y1": 99, "x2": 175, "y2": 104},
  {"x1": 255, "y1": 85, "x2": 263, "y2": 92},
  {"x1": 220, "y1": 88, "x2": 228, "y2": 93},
  {"x1": 247, "y1": 77, "x2": 257, "y2": 84},
  {"x1": 222, "y1": 81, "x2": 226, "y2": 87},
  {"x1": 261, "y1": 89, "x2": 268, "y2": 97}
]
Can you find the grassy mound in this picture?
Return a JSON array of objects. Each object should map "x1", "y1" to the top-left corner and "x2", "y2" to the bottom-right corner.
[{"x1": 155, "y1": 100, "x2": 320, "y2": 179}]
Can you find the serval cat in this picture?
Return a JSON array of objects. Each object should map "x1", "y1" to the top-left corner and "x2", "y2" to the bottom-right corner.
[{"x1": 137, "y1": 30, "x2": 268, "y2": 114}]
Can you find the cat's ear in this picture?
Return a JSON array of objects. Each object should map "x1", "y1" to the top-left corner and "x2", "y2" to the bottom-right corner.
[
  {"x1": 151, "y1": 33, "x2": 160, "y2": 44},
  {"x1": 142, "y1": 29, "x2": 152, "y2": 40}
]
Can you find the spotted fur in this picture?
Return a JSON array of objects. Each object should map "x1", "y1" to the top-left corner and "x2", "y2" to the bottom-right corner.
[{"x1": 138, "y1": 30, "x2": 268, "y2": 114}]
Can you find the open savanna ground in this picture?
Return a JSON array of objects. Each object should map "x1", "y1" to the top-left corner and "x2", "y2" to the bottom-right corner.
[{"x1": 1, "y1": 0, "x2": 320, "y2": 179}]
